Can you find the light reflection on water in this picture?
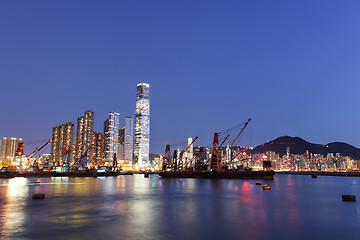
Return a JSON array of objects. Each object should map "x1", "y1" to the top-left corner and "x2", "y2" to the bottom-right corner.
[
  {"x1": 0, "y1": 174, "x2": 360, "y2": 240},
  {"x1": 0, "y1": 178, "x2": 28, "y2": 240}
]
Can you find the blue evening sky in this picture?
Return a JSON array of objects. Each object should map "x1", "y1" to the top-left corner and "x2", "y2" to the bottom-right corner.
[{"x1": 1, "y1": 0, "x2": 360, "y2": 154}]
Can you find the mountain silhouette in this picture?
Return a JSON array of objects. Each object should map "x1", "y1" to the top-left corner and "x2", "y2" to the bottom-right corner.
[{"x1": 252, "y1": 136, "x2": 360, "y2": 160}]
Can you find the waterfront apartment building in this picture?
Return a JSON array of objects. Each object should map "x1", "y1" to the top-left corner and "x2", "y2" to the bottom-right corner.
[
  {"x1": 50, "y1": 122, "x2": 74, "y2": 162},
  {"x1": 75, "y1": 110, "x2": 95, "y2": 160},
  {"x1": 104, "y1": 112, "x2": 120, "y2": 165},
  {"x1": 93, "y1": 132, "x2": 104, "y2": 166},
  {"x1": 0, "y1": 137, "x2": 22, "y2": 164},
  {"x1": 134, "y1": 83, "x2": 150, "y2": 166}
]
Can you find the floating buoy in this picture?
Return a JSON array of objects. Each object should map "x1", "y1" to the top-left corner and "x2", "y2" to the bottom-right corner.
[
  {"x1": 262, "y1": 185, "x2": 271, "y2": 190},
  {"x1": 311, "y1": 174, "x2": 317, "y2": 178},
  {"x1": 32, "y1": 193, "x2": 45, "y2": 199},
  {"x1": 144, "y1": 173, "x2": 149, "y2": 178},
  {"x1": 342, "y1": 195, "x2": 356, "y2": 202},
  {"x1": 256, "y1": 182, "x2": 262, "y2": 185}
]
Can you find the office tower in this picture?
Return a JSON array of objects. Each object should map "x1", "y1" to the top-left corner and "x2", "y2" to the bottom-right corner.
[
  {"x1": 104, "y1": 112, "x2": 120, "y2": 164},
  {"x1": 0, "y1": 137, "x2": 20, "y2": 164},
  {"x1": 50, "y1": 122, "x2": 74, "y2": 162},
  {"x1": 124, "y1": 116, "x2": 134, "y2": 164},
  {"x1": 134, "y1": 83, "x2": 150, "y2": 166},
  {"x1": 75, "y1": 110, "x2": 94, "y2": 159}
]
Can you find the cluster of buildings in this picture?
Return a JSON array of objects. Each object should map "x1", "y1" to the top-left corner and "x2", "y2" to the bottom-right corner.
[
  {"x1": 0, "y1": 83, "x2": 151, "y2": 171},
  {"x1": 251, "y1": 147, "x2": 360, "y2": 172},
  {"x1": 157, "y1": 142, "x2": 360, "y2": 172},
  {"x1": 0, "y1": 138, "x2": 25, "y2": 170}
]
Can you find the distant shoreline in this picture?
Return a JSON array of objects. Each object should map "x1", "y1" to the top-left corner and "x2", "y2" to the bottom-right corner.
[{"x1": 276, "y1": 171, "x2": 360, "y2": 177}]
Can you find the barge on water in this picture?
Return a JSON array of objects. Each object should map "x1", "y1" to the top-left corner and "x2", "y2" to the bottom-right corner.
[
  {"x1": 160, "y1": 122, "x2": 275, "y2": 180},
  {"x1": 160, "y1": 120, "x2": 276, "y2": 180},
  {"x1": 158, "y1": 170, "x2": 275, "y2": 179}
]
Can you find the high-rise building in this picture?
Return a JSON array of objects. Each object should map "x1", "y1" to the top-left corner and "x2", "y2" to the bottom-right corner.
[
  {"x1": 134, "y1": 83, "x2": 150, "y2": 166},
  {"x1": 0, "y1": 137, "x2": 21, "y2": 164},
  {"x1": 75, "y1": 110, "x2": 94, "y2": 160},
  {"x1": 93, "y1": 132, "x2": 104, "y2": 166},
  {"x1": 50, "y1": 122, "x2": 74, "y2": 163},
  {"x1": 104, "y1": 112, "x2": 120, "y2": 164},
  {"x1": 0, "y1": 138, "x2": 8, "y2": 164},
  {"x1": 124, "y1": 116, "x2": 134, "y2": 164},
  {"x1": 118, "y1": 126, "x2": 125, "y2": 162},
  {"x1": 187, "y1": 137, "x2": 194, "y2": 161}
]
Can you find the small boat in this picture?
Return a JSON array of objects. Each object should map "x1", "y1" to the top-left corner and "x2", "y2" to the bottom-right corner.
[
  {"x1": 262, "y1": 185, "x2": 271, "y2": 190},
  {"x1": 144, "y1": 173, "x2": 149, "y2": 178},
  {"x1": 32, "y1": 193, "x2": 45, "y2": 199},
  {"x1": 311, "y1": 174, "x2": 317, "y2": 178},
  {"x1": 342, "y1": 195, "x2": 356, "y2": 202},
  {"x1": 256, "y1": 182, "x2": 262, "y2": 185},
  {"x1": 34, "y1": 181, "x2": 40, "y2": 184}
]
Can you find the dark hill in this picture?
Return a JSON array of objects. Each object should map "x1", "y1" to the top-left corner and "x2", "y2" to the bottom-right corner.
[{"x1": 252, "y1": 136, "x2": 360, "y2": 160}]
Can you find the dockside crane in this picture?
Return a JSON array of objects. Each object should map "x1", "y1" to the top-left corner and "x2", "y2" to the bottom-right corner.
[
  {"x1": 210, "y1": 132, "x2": 220, "y2": 171},
  {"x1": 28, "y1": 139, "x2": 52, "y2": 166},
  {"x1": 174, "y1": 136, "x2": 198, "y2": 171},
  {"x1": 219, "y1": 134, "x2": 230, "y2": 147},
  {"x1": 72, "y1": 141, "x2": 107, "y2": 170},
  {"x1": 225, "y1": 118, "x2": 251, "y2": 168},
  {"x1": 229, "y1": 118, "x2": 251, "y2": 148}
]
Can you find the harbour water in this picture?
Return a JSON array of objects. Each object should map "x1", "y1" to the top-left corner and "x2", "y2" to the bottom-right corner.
[{"x1": 1, "y1": 174, "x2": 360, "y2": 240}]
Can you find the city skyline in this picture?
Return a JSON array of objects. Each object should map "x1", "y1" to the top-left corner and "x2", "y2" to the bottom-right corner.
[
  {"x1": 1, "y1": 2, "x2": 359, "y2": 239},
  {"x1": 1, "y1": 1, "x2": 360, "y2": 155}
]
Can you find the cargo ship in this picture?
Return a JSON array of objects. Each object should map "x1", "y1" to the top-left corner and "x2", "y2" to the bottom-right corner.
[{"x1": 158, "y1": 170, "x2": 274, "y2": 179}]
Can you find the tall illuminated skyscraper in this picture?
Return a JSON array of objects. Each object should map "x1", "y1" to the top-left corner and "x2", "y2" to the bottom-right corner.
[
  {"x1": 104, "y1": 112, "x2": 120, "y2": 164},
  {"x1": 134, "y1": 83, "x2": 150, "y2": 166}
]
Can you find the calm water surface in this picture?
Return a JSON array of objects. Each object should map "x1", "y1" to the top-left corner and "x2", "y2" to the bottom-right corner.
[{"x1": 0, "y1": 174, "x2": 359, "y2": 240}]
